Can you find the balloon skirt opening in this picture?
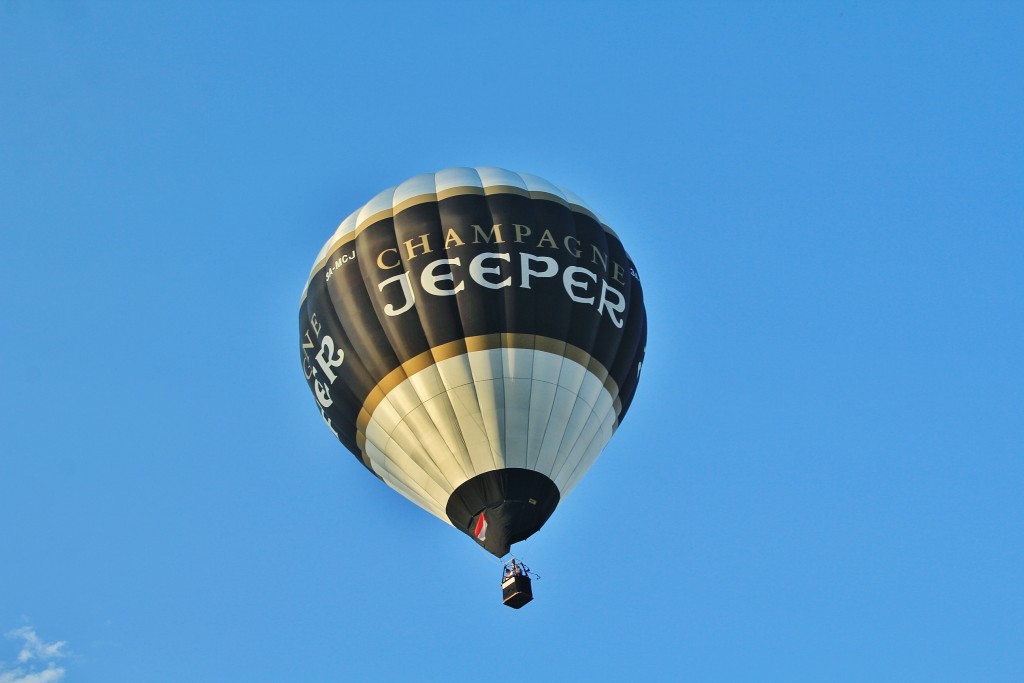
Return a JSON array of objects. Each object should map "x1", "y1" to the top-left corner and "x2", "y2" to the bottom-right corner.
[{"x1": 445, "y1": 468, "x2": 560, "y2": 557}]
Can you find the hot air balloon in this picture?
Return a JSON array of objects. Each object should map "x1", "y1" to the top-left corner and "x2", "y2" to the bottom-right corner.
[{"x1": 299, "y1": 167, "x2": 646, "y2": 606}]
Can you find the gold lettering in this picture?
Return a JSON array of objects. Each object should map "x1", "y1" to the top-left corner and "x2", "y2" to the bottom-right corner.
[
  {"x1": 472, "y1": 224, "x2": 504, "y2": 244},
  {"x1": 536, "y1": 229, "x2": 557, "y2": 249},
  {"x1": 376, "y1": 247, "x2": 401, "y2": 270},
  {"x1": 590, "y1": 245, "x2": 608, "y2": 272},
  {"x1": 564, "y1": 235, "x2": 582, "y2": 257},
  {"x1": 444, "y1": 228, "x2": 465, "y2": 249},
  {"x1": 513, "y1": 224, "x2": 531, "y2": 243},
  {"x1": 403, "y1": 233, "x2": 433, "y2": 260},
  {"x1": 611, "y1": 261, "x2": 626, "y2": 285}
]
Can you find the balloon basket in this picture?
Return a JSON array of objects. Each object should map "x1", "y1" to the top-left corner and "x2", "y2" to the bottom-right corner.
[
  {"x1": 501, "y1": 559, "x2": 534, "y2": 608},
  {"x1": 502, "y1": 574, "x2": 533, "y2": 609}
]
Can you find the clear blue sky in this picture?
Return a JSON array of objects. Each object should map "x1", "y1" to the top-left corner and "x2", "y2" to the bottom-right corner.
[{"x1": 2, "y1": 2, "x2": 1022, "y2": 682}]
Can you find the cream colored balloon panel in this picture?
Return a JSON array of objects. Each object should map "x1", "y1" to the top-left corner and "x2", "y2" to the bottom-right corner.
[{"x1": 361, "y1": 349, "x2": 619, "y2": 520}]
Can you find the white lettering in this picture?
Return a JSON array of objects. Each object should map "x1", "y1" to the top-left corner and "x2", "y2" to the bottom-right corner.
[
  {"x1": 597, "y1": 280, "x2": 626, "y2": 328},
  {"x1": 519, "y1": 253, "x2": 557, "y2": 290},
  {"x1": 378, "y1": 272, "x2": 415, "y2": 316},
  {"x1": 563, "y1": 265, "x2": 597, "y2": 304},
  {"x1": 315, "y1": 335, "x2": 345, "y2": 382},
  {"x1": 314, "y1": 379, "x2": 333, "y2": 407},
  {"x1": 370, "y1": 250, "x2": 629, "y2": 326},
  {"x1": 469, "y1": 252, "x2": 511, "y2": 289},
  {"x1": 421, "y1": 258, "x2": 465, "y2": 296}
]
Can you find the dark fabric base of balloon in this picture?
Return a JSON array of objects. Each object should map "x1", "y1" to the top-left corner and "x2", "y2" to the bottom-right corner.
[{"x1": 445, "y1": 469, "x2": 560, "y2": 557}]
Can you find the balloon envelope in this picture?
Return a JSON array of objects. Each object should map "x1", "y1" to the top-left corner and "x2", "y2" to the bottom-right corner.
[{"x1": 299, "y1": 167, "x2": 646, "y2": 556}]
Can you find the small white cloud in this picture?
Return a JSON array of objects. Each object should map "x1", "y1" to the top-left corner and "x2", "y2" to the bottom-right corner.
[
  {"x1": 6, "y1": 628, "x2": 65, "y2": 665},
  {"x1": 1, "y1": 627, "x2": 67, "y2": 683},
  {"x1": 0, "y1": 664, "x2": 66, "y2": 683}
]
